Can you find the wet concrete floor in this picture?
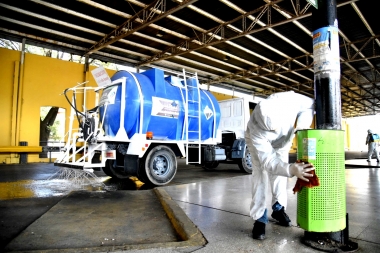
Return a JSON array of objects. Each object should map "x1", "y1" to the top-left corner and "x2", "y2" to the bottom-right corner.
[
  {"x1": 0, "y1": 159, "x2": 243, "y2": 252},
  {"x1": 5, "y1": 190, "x2": 179, "y2": 251},
  {"x1": 1, "y1": 152, "x2": 380, "y2": 252}
]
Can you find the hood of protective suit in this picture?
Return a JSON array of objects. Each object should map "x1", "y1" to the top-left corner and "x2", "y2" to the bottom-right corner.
[
  {"x1": 295, "y1": 109, "x2": 314, "y2": 130},
  {"x1": 254, "y1": 99, "x2": 290, "y2": 131},
  {"x1": 253, "y1": 92, "x2": 314, "y2": 132}
]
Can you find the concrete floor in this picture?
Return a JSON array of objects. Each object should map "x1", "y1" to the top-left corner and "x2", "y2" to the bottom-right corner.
[{"x1": 1, "y1": 152, "x2": 380, "y2": 252}]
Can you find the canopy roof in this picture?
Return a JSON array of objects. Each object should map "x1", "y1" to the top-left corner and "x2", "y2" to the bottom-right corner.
[{"x1": 0, "y1": 0, "x2": 379, "y2": 117}]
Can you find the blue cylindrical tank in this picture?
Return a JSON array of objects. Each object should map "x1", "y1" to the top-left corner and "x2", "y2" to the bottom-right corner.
[{"x1": 99, "y1": 68, "x2": 220, "y2": 141}]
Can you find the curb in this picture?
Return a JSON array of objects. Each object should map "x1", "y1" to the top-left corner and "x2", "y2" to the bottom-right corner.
[
  {"x1": 5, "y1": 188, "x2": 207, "y2": 253},
  {"x1": 345, "y1": 159, "x2": 380, "y2": 168},
  {"x1": 154, "y1": 187, "x2": 207, "y2": 247}
]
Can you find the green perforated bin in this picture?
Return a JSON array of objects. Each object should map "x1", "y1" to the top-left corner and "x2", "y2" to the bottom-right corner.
[{"x1": 296, "y1": 129, "x2": 346, "y2": 232}]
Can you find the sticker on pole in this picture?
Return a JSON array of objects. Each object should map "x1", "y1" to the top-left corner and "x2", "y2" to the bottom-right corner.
[
  {"x1": 151, "y1": 97, "x2": 180, "y2": 118},
  {"x1": 313, "y1": 26, "x2": 340, "y2": 73},
  {"x1": 91, "y1": 66, "x2": 112, "y2": 87},
  {"x1": 302, "y1": 138, "x2": 316, "y2": 160}
]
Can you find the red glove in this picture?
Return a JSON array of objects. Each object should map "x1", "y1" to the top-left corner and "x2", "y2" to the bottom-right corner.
[{"x1": 292, "y1": 160, "x2": 320, "y2": 194}]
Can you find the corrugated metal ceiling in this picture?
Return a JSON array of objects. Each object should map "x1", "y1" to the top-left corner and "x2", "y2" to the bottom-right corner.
[{"x1": 0, "y1": 0, "x2": 379, "y2": 117}]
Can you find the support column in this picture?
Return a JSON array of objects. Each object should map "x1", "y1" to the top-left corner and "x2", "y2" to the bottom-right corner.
[
  {"x1": 15, "y1": 38, "x2": 27, "y2": 146},
  {"x1": 84, "y1": 54, "x2": 89, "y2": 82},
  {"x1": 304, "y1": 0, "x2": 358, "y2": 251},
  {"x1": 313, "y1": 0, "x2": 341, "y2": 130}
]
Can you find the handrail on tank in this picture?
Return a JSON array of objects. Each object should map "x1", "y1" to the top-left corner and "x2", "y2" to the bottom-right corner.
[
  {"x1": 57, "y1": 82, "x2": 103, "y2": 165},
  {"x1": 126, "y1": 72, "x2": 144, "y2": 135},
  {"x1": 183, "y1": 69, "x2": 202, "y2": 165},
  {"x1": 119, "y1": 77, "x2": 127, "y2": 137},
  {"x1": 183, "y1": 69, "x2": 189, "y2": 165},
  {"x1": 195, "y1": 72, "x2": 201, "y2": 160},
  {"x1": 201, "y1": 89, "x2": 217, "y2": 141},
  {"x1": 103, "y1": 77, "x2": 128, "y2": 140}
]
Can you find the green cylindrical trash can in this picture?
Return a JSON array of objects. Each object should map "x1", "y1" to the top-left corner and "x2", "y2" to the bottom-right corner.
[{"x1": 296, "y1": 129, "x2": 346, "y2": 232}]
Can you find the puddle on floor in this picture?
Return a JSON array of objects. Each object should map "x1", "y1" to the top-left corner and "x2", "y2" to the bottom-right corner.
[{"x1": 0, "y1": 168, "x2": 147, "y2": 200}]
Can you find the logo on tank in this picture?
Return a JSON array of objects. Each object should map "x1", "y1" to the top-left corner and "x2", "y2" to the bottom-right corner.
[
  {"x1": 203, "y1": 105, "x2": 213, "y2": 120},
  {"x1": 99, "y1": 86, "x2": 118, "y2": 105},
  {"x1": 151, "y1": 97, "x2": 179, "y2": 118}
]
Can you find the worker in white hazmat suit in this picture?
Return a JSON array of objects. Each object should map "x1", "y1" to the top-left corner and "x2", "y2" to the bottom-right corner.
[
  {"x1": 365, "y1": 129, "x2": 380, "y2": 162},
  {"x1": 244, "y1": 91, "x2": 315, "y2": 240}
]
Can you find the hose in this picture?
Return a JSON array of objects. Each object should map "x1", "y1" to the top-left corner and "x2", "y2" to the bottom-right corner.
[{"x1": 64, "y1": 88, "x2": 85, "y2": 129}]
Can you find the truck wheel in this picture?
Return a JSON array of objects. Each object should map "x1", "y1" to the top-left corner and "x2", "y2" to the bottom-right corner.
[
  {"x1": 103, "y1": 160, "x2": 130, "y2": 179},
  {"x1": 139, "y1": 145, "x2": 177, "y2": 186},
  {"x1": 202, "y1": 161, "x2": 219, "y2": 170},
  {"x1": 238, "y1": 147, "x2": 252, "y2": 174},
  {"x1": 102, "y1": 161, "x2": 115, "y2": 177}
]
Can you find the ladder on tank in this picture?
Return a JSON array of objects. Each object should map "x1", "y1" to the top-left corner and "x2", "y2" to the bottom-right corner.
[{"x1": 183, "y1": 69, "x2": 202, "y2": 165}]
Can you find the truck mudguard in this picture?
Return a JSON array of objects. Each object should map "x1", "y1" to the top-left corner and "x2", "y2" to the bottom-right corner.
[{"x1": 231, "y1": 138, "x2": 246, "y2": 159}]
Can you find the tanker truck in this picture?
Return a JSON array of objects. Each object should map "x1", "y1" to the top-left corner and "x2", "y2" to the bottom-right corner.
[{"x1": 55, "y1": 68, "x2": 253, "y2": 186}]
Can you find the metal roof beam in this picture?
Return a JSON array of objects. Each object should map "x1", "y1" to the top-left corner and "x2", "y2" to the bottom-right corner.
[
  {"x1": 85, "y1": 0, "x2": 198, "y2": 55},
  {"x1": 137, "y1": 0, "x2": 310, "y2": 66}
]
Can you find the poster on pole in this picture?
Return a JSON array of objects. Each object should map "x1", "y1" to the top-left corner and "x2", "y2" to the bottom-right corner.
[
  {"x1": 313, "y1": 26, "x2": 340, "y2": 73},
  {"x1": 91, "y1": 66, "x2": 111, "y2": 87}
]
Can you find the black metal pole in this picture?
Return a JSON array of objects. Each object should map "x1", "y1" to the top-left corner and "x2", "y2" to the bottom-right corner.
[
  {"x1": 313, "y1": 0, "x2": 341, "y2": 130},
  {"x1": 306, "y1": 1, "x2": 358, "y2": 251}
]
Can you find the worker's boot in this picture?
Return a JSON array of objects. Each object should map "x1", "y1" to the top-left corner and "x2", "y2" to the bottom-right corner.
[
  {"x1": 271, "y1": 207, "x2": 291, "y2": 227},
  {"x1": 252, "y1": 221, "x2": 265, "y2": 240}
]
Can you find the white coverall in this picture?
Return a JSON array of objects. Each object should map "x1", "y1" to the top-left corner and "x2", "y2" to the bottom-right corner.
[{"x1": 244, "y1": 91, "x2": 315, "y2": 220}]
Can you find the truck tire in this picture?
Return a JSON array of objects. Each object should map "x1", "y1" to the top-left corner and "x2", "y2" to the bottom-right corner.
[
  {"x1": 202, "y1": 161, "x2": 219, "y2": 170},
  {"x1": 103, "y1": 160, "x2": 130, "y2": 179},
  {"x1": 138, "y1": 145, "x2": 177, "y2": 186},
  {"x1": 102, "y1": 161, "x2": 115, "y2": 177},
  {"x1": 238, "y1": 146, "x2": 252, "y2": 174}
]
